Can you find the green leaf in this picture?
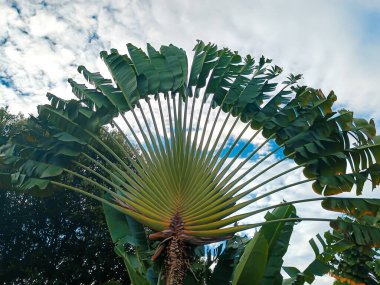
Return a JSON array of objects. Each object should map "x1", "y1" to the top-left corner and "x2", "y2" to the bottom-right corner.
[
  {"x1": 303, "y1": 259, "x2": 330, "y2": 282},
  {"x1": 99, "y1": 51, "x2": 139, "y2": 107},
  {"x1": 188, "y1": 40, "x2": 206, "y2": 87},
  {"x1": 160, "y1": 44, "x2": 187, "y2": 91},
  {"x1": 209, "y1": 236, "x2": 247, "y2": 285},
  {"x1": 232, "y1": 234, "x2": 269, "y2": 285},
  {"x1": 260, "y1": 205, "x2": 297, "y2": 285},
  {"x1": 330, "y1": 218, "x2": 380, "y2": 247},
  {"x1": 103, "y1": 196, "x2": 150, "y2": 285},
  {"x1": 147, "y1": 43, "x2": 173, "y2": 92},
  {"x1": 322, "y1": 197, "x2": 380, "y2": 218},
  {"x1": 0, "y1": 172, "x2": 13, "y2": 190},
  {"x1": 127, "y1": 43, "x2": 160, "y2": 94}
]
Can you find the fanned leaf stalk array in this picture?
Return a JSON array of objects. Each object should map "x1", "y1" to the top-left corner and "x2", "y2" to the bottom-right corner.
[{"x1": 1, "y1": 41, "x2": 380, "y2": 284}]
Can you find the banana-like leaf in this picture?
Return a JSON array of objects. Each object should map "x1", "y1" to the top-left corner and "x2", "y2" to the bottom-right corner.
[
  {"x1": 283, "y1": 235, "x2": 332, "y2": 285},
  {"x1": 260, "y1": 205, "x2": 297, "y2": 285},
  {"x1": 282, "y1": 267, "x2": 306, "y2": 285},
  {"x1": 231, "y1": 234, "x2": 269, "y2": 285},
  {"x1": 330, "y1": 218, "x2": 380, "y2": 247},
  {"x1": 229, "y1": 205, "x2": 297, "y2": 285},
  {"x1": 208, "y1": 236, "x2": 247, "y2": 285},
  {"x1": 103, "y1": 196, "x2": 155, "y2": 285}
]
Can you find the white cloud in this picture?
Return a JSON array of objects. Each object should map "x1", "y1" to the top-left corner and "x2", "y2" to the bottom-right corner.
[
  {"x1": 2, "y1": 0, "x2": 380, "y2": 117},
  {"x1": 29, "y1": 12, "x2": 67, "y2": 37}
]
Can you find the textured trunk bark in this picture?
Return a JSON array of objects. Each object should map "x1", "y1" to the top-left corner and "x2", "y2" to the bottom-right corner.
[{"x1": 164, "y1": 236, "x2": 189, "y2": 285}]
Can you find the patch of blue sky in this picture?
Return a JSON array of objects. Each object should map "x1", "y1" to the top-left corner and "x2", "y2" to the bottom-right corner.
[
  {"x1": 359, "y1": 8, "x2": 380, "y2": 44},
  {"x1": 337, "y1": 2, "x2": 380, "y2": 46},
  {"x1": 220, "y1": 137, "x2": 256, "y2": 159},
  {"x1": 220, "y1": 137, "x2": 285, "y2": 160},
  {"x1": 0, "y1": 76, "x2": 14, "y2": 88},
  {"x1": 267, "y1": 140, "x2": 285, "y2": 160},
  {"x1": 0, "y1": 36, "x2": 8, "y2": 46},
  {"x1": 88, "y1": 32, "x2": 99, "y2": 43},
  {"x1": 10, "y1": 1, "x2": 21, "y2": 14},
  {"x1": 39, "y1": 0, "x2": 48, "y2": 8},
  {"x1": 203, "y1": 240, "x2": 227, "y2": 260},
  {"x1": 137, "y1": 135, "x2": 287, "y2": 162},
  {"x1": 0, "y1": 75, "x2": 30, "y2": 97}
]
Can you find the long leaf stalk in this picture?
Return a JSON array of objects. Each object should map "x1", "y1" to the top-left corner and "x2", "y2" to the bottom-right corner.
[
  {"x1": 183, "y1": 217, "x2": 336, "y2": 237},
  {"x1": 179, "y1": 94, "x2": 189, "y2": 176},
  {"x1": 184, "y1": 179, "x2": 315, "y2": 226},
  {"x1": 176, "y1": 93, "x2": 211, "y2": 185},
  {"x1": 182, "y1": 160, "x2": 304, "y2": 222},
  {"x1": 197, "y1": 106, "x2": 224, "y2": 165},
  {"x1": 137, "y1": 102, "x2": 161, "y2": 156},
  {"x1": 184, "y1": 91, "x2": 198, "y2": 164},
  {"x1": 184, "y1": 132, "x2": 278, "y2": 212},
  {"x1": 181, "y1": 138, "x2": 287, "y2": 217},
  {"x1": 182, "y1": 122, "x2": 256, "y2": 202},
  {"x1": 50, "y1": 181, "x2": 168, "y2": 231},
  {"x1": 130, "y1": 105, "x2": 161, "y2": 160},
  {"x1": 111, "y1": 119, "x2": 151, "y2": 166},
  {"x1": 100, "y1": 127, "x2": 177, "y2": 206},
  {"x1": 208, "y1": 122, "x2": 252, "y2": 174},
  {"x1": 121, "y1": 112, "x2": 159, "y2": 165},
  {"x1": 119, "y1": 112, "x2": 180, "y2": 200},
  {"x1": 232, "y1": 162, "x2": 305, "y2": 200},
  {"x1": 78, "y1": 158, "x2": 172, "y2": 216},
  {"x1": 213, "y1": 134, "x2": 278, "y2": 193},
  {"x1": 171, "y1": 93, "x2": 180, "y2": 165},
  {"x1": 181, "y1": 128, "x2": 269, "y2": 210},
  {"x1": 166, "y1": 92, "x2": 176, "y2": 158},
  {"x1": 73, "y1": 160, "x2": 173, "y2": 217},
  {"x1": 135, "y1": 103, "x2": 180, "y2": 198},
  {"x1": 241, "y1": 197, "x2": 327, "y2": 220},
  {"x1": 85, "y1": 142, "x2": 176, "y2": 212},
  {"x1": 249, "y1": 178, "x2": 316, "y2": 204},
  {"x1": 193, "y1": 98, "x2": 214, "y2": 162},
  {"x1": 225, "y1": 150, "x2": 296, "y2": 198},
  {"x1": 145, "y1": 99, "x2": 183, "y2": 199},
  {"x1": 179, "y1": 112, "x2": 235, "y2": 198},
  {"x1": 185, "y1": 196, "x2": 328, "y2": 231},
  {"x1": 62, "y1": 168, "x2": 168, "y2": 222},
  {"x1": 156, "y1": 95, "x2": 171, "y2": 156},
  {"x1": 189, "y1": 89, "x2": 208, "y2": 158},
  {"x1": 146, "y1": 98, "x2": 166, "y2": 155},
  {"x1": 191, "y1": 115, "x2": 240, "y2": 196}
]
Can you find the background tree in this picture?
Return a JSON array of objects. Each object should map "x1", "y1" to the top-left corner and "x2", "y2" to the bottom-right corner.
[{"x1": 0, "y1": 107, "x2": 129, "y2": 285}]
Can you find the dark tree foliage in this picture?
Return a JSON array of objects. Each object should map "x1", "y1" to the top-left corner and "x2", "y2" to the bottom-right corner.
[{"x1": 0, "y1": 107, "x2": 130, "y2": 285}]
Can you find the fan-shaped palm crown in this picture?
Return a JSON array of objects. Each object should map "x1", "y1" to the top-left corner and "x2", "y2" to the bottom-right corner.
[{"x1": 2, "y1": 41, "x2": 380, "y2": 283}]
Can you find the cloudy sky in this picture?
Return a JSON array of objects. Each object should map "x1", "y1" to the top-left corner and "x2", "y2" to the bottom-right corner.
[{"x1": 1, "y1": 0, "x2": 380, "y2": 283}]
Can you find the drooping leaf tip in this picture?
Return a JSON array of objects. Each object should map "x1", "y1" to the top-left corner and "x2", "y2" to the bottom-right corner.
[
  {"x1": 99, "y1": 50, "x2": 108, "y2": 59},
  {"x1": 77, "y1": 65, "x2": 85, "y2": 73}
]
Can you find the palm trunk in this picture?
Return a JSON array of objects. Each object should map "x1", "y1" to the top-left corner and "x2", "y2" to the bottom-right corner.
[{"x1": 164, "y1": 236, "x2": 189, "y2": 285}]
